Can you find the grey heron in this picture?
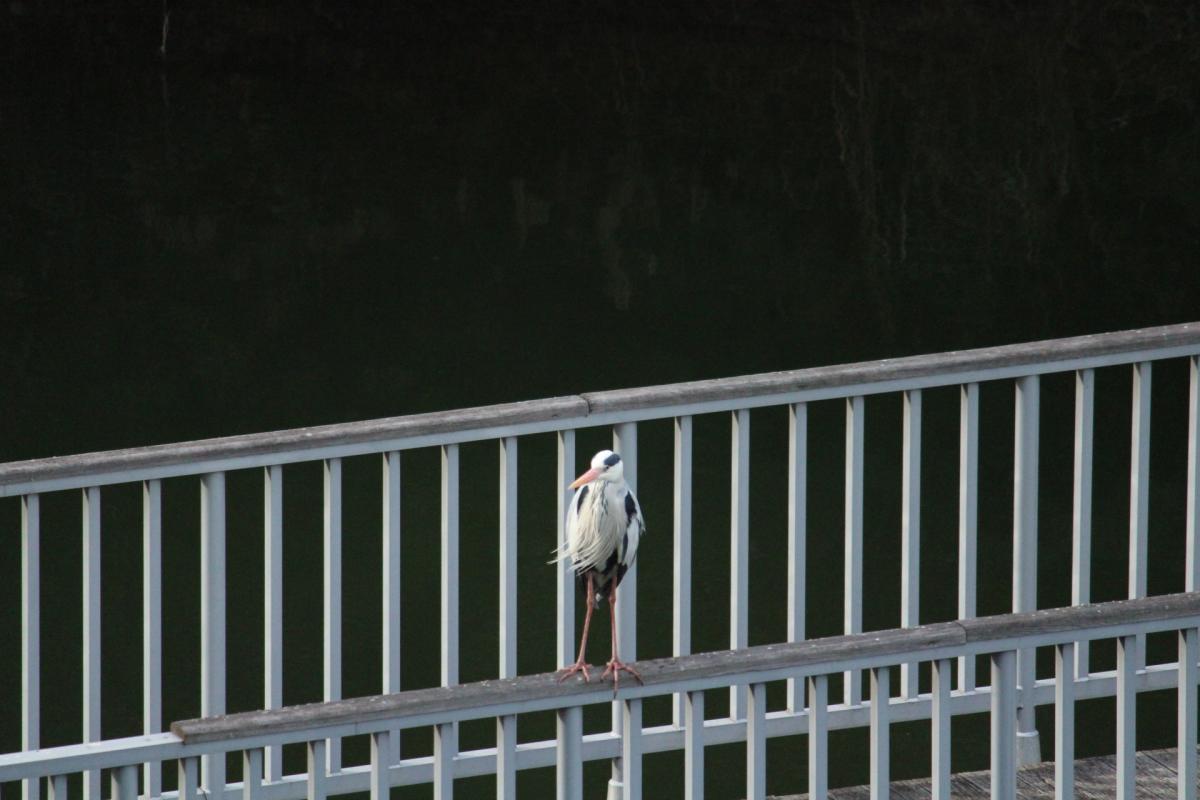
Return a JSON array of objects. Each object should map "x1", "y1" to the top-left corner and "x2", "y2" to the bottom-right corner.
[{"x1": 554, "y1": 449, "x2": 645, "y2": 689}]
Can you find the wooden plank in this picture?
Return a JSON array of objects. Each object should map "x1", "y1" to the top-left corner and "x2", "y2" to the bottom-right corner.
[
  {"x1": 171, "y1": 593, "x2": 1200, "y2": 746},
  {"x1": 5, "y1": 323, "x2": 1200, "y2": 494}
]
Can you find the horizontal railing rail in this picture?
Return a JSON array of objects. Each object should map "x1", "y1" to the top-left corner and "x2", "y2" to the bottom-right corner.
[
  {"x1": 2, "y1": 322, "x2": 1198, "y2": 495},
  {"x1": 3, "y1": 593, "x2": 1199, "y2": 800}
]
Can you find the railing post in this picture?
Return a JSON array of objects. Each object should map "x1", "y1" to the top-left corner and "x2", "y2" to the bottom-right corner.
[
  {"x1": 307, "y1": 740, "x2": 326, "y2": 800},
  {"x1": 1012, "y1": 376, "x2": 1041, "y2": 765},
  {"x1": 1188, "y1": 356, "x2": 1199, "y2": 593},
  {"x1": 324, "y1": 458, "x2": 343, "y2": 773},
  {"x1": 1129, "y1": 363, "x2": 1151, "y2": 669},
  {"x1": 931, "y1": 658, "x2": 951, "y2": 800},
  {"x1": 845, "y1": 396, "x2": 865, "y2": 706},
  {"x1": 499, "y1": 438, "x2": 519, "y2": 800},
  {"x1": 1072, "y1": 370, "x2": 1094, "y2": 679},
  {"x1": 621, "y1": 698, "x2": 643, "y2": 800},
  {"x1": 201, "y1": 473, "x2": 226, "y2": 795},
  {"x1": 900, "y1": 390, "x2": 921, "y2": 700},
  {"x1": 111, "y1": 765, "x2": 138, "y2": 800},
  {"x1": 787, "y1": 404, "x2": 807, "y2": 713},
  {"x1": 746, "y1": 682, "x2": 766, "y2": 800},
  {"x1": 21, "y1": 493, "x2": 40, "y2": 800},
  {"x1": 807, "y1": 674, "x2": 828, "y2": 800},
  {"x1": 177, "y1": 758, "x2": 199, "y2": 800},
  {"x1": 991, "y1": 650, "x2": 1017, "y2": 800},
  {"x1": 684, "y1": 690, "x2": 705, "y2": 800},
  {"x1": 48, "y1": 776, "x2": 67, "y2": 800},
  {"x1": 869, "y1": 667, "x2": 890, "y2": 800},
  {"x1": 243, "y1": 748, "x2": 263, "y2": 800},
  {"x1": 1054, "y1": 642, "x2": 1075, "y2": 800},
  {"x1": 958, "y1": 383, "x2": 979, "y2": 693},
  {"x1": 611, "y1": 422, "x2": 638, "y2": 794},
  {"x1": 369, "y1": 731, "x2": 390, "y2": 800},
  {"x1": 143, "y1": 480, "x2": 163, "y2": 800},
  {"x1": 730, "y1": 410, "x2": 750, "y2": 720},
  {"x1": 382, "y1": 453, "x2": 402, "y2": 765},
  {"x1": 264, "y1": 465, "x2": 284, "y2": 781},
  {"x1": 1179, "y1": 627, "x2": 1198, "y2": 800},
  {"x1": 83, "y1": 486, "x2": 102, "y2": 800},
  {"x1": 434, "y1": 722, "x2": 455, "y2": 800},
  {"x1": 556, "y1": 431, "x2": 576, "y2": 669},
  {"x1": 1116, "y1": 635, "x2": 1136, "y2": 800},
  {"x1": 674, "y1": 416, "x2": 694, "y2": 727}
]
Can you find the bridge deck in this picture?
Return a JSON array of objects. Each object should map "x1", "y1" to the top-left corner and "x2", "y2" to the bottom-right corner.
[{"x1": 770, "y1": 747, "x2": 1193, "y2": 799}]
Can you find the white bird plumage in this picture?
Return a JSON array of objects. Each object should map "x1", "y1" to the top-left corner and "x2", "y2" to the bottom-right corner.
[{"x1": 553, "y1": 448, "x2": 645, "y2": 688}]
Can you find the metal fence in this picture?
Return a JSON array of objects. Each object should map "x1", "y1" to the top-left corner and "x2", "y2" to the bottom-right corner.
[{"x1": 4, "y1": 321, "x2": 1200, "y2": 799}]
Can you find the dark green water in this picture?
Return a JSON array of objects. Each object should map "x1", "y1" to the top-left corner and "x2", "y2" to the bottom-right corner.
[{"x1": 2, "y1": 5, "x2": 1199, "y2": 798}]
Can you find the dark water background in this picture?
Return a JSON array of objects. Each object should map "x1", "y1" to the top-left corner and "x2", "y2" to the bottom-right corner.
[{"x1": 2, "y1": 3, "x2": 1199, "y2": 797}]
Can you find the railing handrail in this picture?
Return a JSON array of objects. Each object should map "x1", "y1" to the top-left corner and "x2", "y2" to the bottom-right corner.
[{"x1": 3, "y1": 321, "x2": 1199, "y2": 496}]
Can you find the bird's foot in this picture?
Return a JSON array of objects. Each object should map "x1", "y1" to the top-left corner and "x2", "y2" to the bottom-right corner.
[
  {"x1": 556, "y1": 660, "x2": 593, "y2": 684},
  {"x1": 600, "y1": 658, "x2": 643, "y2": 692}
]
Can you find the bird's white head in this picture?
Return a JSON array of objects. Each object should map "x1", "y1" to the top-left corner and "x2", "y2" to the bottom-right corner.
[{"x1": 569, "y1": 449, "x2": 624, "y2": 489}]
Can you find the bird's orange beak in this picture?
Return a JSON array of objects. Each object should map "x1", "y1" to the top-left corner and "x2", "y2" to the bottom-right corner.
[{"x1": 569, "y1": 467, "x2": 602, "y2": 490}]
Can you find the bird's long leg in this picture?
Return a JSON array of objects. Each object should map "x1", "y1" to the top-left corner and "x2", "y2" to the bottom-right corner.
[
  {"x1": 557, "y1": 573, "x2": 595, "y2": 683},
  {"x1": 600, "y1": 589, "x2": 643, "y2": 691}
]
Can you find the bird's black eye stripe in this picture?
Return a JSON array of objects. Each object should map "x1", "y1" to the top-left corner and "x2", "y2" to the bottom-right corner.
[{"x1": 604, "y1": 452, "x2": 621, "y2": 467}]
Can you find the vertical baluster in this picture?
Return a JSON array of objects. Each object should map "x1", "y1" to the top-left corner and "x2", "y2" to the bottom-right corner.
[
  {"x1": 306, "y1": 740, "x2": 326, "y2": 800},
  {"x1": 382, "y1": 452, "x2": 401, "y2": 765},
  {"x1": 111, "y1": 765, "x2": 138, "y2": 800},
  {"x1": 622, "y1": 698, "x2": 643, "y2": 800},
  {"x1": 1054, "y1": 642, "x2": 1075, "y2": 800},
  {"x1": 324, "y1": 458, "x2": 343, "y2": 772},
  {"x1": 931, "y1": 659, "x2": 951, "y2": 800},
  {"x1": 498, "y1": 438, "x2": 519, "y2": 800},
  {"x1": 434, "y1": 722, "x2": 455, "y2": 800},
  {"x1": 730, "y1": 410, "x2": 750, "y2": 719},
  {"x1": 21, "y1": 494, "x2": 40, "y2": 800},
  {"x1": 242, "y1": 749, "x2": 263, "y2": 800},
  {"x1": 991, "y1": 650, "x2": 1016, "y2": 800},
  {"x1": 901, "y1": 390, "x2": 922, "y2": 700},
  {"x1": 369, "y1": 731, "x2": 390, "y2": 800},
  {"x1": 612, "y1": 422, "x2": 638, "y2": 791},
  {"x1": 787, "y1": 404, "x2": 807, "y2": 713},
  {"x1": 83, "y1": 486, "x2": 101, "y2": 800},
  {"x1": 1188, "y1": 356, "x2": 1199, "y2": 593},
  {"x1": 48, "y1": 775, "x2": 67, "y2": 800},
  {"x1": 1178, "y1": 627, "x2": 1198, "y2": 800},
  {"x1": 807, "y1": 675, "x2": 828, "y2": 800},
  {"x1": 1130, "y1": 363, "x2": 1151, "y2": 669},
  {"x1": 958, "y1": 383, "x2": 979, "y2": 693},
  {"x1": 555, "y1": 430, "x2": 579, "y2": 800},
  {"x1": 869, "y1": 667, "x2": 890, "y2": 800},
  {"x1": 1116, "y1": 635, "x2": 1136, "y2": 800},
  {"x1": 674, "y1": 416, "x2": 694, "y2": 727},
  {"x1": 264, "y1": 466, "x2": 284, "y2": 782},
  {"x1": 746, "y1": 683, "x2": 766, "y2": 800},
  {"x1": 143, "y1": 481, "x2": 162, "y2": 800},
  {"x1": 177, "y1": 758, "x2": 199, "y2": 800},
  {"x1": 1073, "y1": 370, "x2": 1094, "y2": 679},
  {"x1": 1013, "y1": 376, "x2": 1039, "y2": 755},
  {"x1": 442, "y1": 448, "x2": 460, "y2": 691},
  {"x1": 684, "y1": 690, "x2": 705, "y2": 800},
  {"x1": 844, "y1": 396, "x2": 865, "y2": 706},
  {"x1": 556, "y1": 430, "x2": 576, "y2": 668},
  {"x1": 201, "y1": 472, "x2": 226, "y2": 795}
]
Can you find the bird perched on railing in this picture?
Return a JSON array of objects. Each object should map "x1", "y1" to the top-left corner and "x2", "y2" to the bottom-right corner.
[{"x1": 553, "y1": 449, "x2": 645, "y2": 689}]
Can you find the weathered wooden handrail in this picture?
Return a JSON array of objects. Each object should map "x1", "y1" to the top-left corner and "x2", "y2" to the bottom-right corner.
[
  {"x1": 2, "y1": 321, "x2": 1198, "y2": 495},
  {"x1": 164, "y1": 592, "x2": 1200, "y2": 749}
]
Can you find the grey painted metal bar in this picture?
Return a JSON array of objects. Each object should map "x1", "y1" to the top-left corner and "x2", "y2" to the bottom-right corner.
[
  {"x1": 684, "y1": 690, "x2": 704, "y2": 800},
  {"x1": 201, "y1": 473, "x2": 226, "y2": 795},
  {"x1": 555, "y1": 707, "x2": 581, "y2": 800},
  {"x1": 324, "y1": 459, "x2": 343, "y2": 773},
  {"x1": 243, "y1": 748, "x2": 263, "y2": 800},
  {"x1": 306, "y1": 740, "x2": 325, "y2": 800},
  {"x1": 1073, "y1": 370, "x2": 1094, "y2": 678},
  {"x1": 144, "y1": 480, "x2": 163, "y2": 800},
  {"x1": 179, "y1": 757, "x2": 199, "y2": 800},
  {"x1": 381, "y1": 453, "x2": 401, "y2": 765},
  {"x1": 112, "y1": 764, "x2": 138, "y2": 800},
  {"x1": 611, "y1": 422, "x2": 638, "y2": 790},
  {"x1": 869, "y1": 667, "x2": 890, "y2": 800},
  {"x1": 498, "y1": 438, "x2": 519, "y2": 800},
  {"x1": 82, "y1": 486, "x2": 102, "y2": 800},
  {"x1": 787, "y1": 403, "x2": 807, "y2": 713},
  {"x1": 673, "y1": 416, "x2": 693, "y2": 728},
  {"x1": 930, "y1": 659, "x2": 950, "y2": 800},
  {"x1": 441, "y1": 445, "x2": 460, "y2": 688},
  {"x1": 6, "y1": 323, "x2": 1198, "y2": 497},
  {"x1": 730, "y1": 409, "x2": 750, "y2": 720},
  {"x1": 1129, "y1": 363, "x2": 1152, "y2": 670},
  {"x1": 746, "y1": 683, "x2": 766, "y2": 800},
  {"x1": 900, "y1": 390, "x2": 921, "y2": 700},
  {"x1": 1054, "y1": 642, "x2": 1074, "y2": 800},
  {"x1": 264, "y1": 466, "x2": 284, "y2": 782},
  {"x1": 1179, "y1": 628, "x2": 1198, "y2": 800},
  {"x1": 844, "y1": 396, "x2": 865, "y2": 706},
  {"x1": 1189, "y1": 357, "x2": 1199, "y2": 593},
  {"x1": 808, "y1": 674, "x2": 828, "y2": 800},
  {"x1": 22, "y1": 493, "x2": 40, "y2": 800},
  {"x1": 1116, "y1": 635, "x2": 1136, "y2": 800},
  {"x1": 1012, "y1": 376, "x2": 1039, "y2": 748},
  {"x1": 991, "y1": 650, "x2": 1016, "y2": 800},
  {"x1": 556, "y1": 430, "x2": 576, "y2": 669},
  {"x1": 621, "y1": 698, "x2": 642, "y2": 800},
  {"x1": 49, "y1": 774, "x2": 66, "y2": 800},
  {"x1": 958, "y1": 382, "x2": 979, "y2": 693},
  {"x1": 368, "y1": 732, "x2": 388, "y2": 800}
]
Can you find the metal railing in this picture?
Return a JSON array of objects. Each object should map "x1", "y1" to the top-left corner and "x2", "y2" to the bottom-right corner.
[
  {"x1": 3, "y1": 593, "x2": 1200, "y2": 800},
  {"x1": 4, "y1": 321, "x2": 1200, "y2": 800}
]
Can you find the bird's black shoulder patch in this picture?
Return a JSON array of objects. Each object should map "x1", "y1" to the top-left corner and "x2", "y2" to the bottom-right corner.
[
  {"x1": 604, "y1": 452, "x2": 622, "y2": 467},
  {"x1": 624, "y1": 491, "x2": 638, "y2": 520},
  {"x1": 575, "y1": 484, "x2": 590, "y2": 512}
]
